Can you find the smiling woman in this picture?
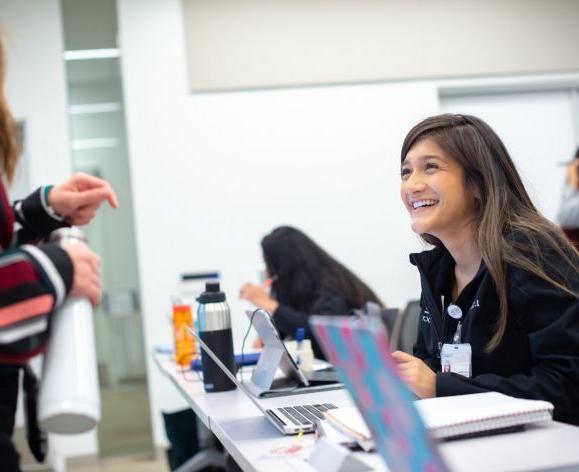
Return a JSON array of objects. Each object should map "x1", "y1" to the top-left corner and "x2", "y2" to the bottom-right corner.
[
  {"x1": 392, "y1": 114, "x2": 579, "y2": 426},
  {"x1": 400, "y1": 140, "x2": 479, "y2": 242}
]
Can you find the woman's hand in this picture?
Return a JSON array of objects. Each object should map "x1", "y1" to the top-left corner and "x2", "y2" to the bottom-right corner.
[
  {"x1": 391, "y1": 350, "x2": 436, "y2": 398},
  {"x1": 65, "y1": 242, "x2": 102, "y2": 307},
  {"x1": 252, "y1": 338, "x2": 264, "y2": 349},
  {"x1": 49, "y1": 173, "x2": 119, "y2": 225},
  {"x1": 239, "y1": 283, "x2": 279, "y2": 313}
]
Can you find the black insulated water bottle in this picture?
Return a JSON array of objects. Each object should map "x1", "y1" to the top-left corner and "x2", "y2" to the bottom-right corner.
[{"x1": 196, "y1": 282, "x2": 236, "y2": 392}]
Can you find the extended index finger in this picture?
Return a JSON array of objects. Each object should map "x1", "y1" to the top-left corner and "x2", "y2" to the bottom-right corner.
[
  {"x1": 73, "y1": 173, "x2": 119, "y2": 208},
  {"x1": 73, "y1": 187, "x2": 118, "y2": 209}
]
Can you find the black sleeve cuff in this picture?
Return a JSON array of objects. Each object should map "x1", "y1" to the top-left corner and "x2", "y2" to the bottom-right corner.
[
  {"x1": 16, "y1": 188, "x2": 68, "y2": 240},
  {"x1": 436, "y1": 372, "x2": 490, "y2": 397}
]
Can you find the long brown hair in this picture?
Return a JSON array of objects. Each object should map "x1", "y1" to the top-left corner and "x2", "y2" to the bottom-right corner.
[
  {"x1": 0, "y1": 36, "x2": 19, "y2": 183},
  {"x1": 401, "y1": 114, "x2": 579, "y2": 350}
]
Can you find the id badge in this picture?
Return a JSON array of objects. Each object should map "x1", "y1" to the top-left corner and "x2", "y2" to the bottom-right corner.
[{"x1": 440, "y1": 343, "x2": 472, "y2": 378}]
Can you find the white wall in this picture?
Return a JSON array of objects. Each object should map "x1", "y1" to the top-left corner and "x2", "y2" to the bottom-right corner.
[
  {"x1": 117, "y1": 0, "x2": 438, "y2": 446},
  {"x1": 442, "y1": 90, "x2": 579, "y2": 220},
  {"x1": 1, "y1": 1, "x2": 72, "y2": 191},
  {"x1": 1, "y1": 1, "x2": 98, "y2": 468}
]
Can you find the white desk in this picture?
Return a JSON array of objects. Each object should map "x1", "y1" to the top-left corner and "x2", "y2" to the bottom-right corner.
[{"x1": 154, "y1": 352, "x2": 579, "y2": 472}]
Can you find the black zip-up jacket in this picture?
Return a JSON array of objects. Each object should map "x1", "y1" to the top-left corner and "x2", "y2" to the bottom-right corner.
[{"x1": 410, "y1": 246, "x2": 579, "y2": 425}]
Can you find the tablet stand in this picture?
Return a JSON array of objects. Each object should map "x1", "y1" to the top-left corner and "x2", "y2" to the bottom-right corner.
[{"x1": 250, "y1": 344, "x2": 293, "y2": 391}]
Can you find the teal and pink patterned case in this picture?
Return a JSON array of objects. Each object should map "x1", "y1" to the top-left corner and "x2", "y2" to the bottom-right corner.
[{"x1": 310, "y1": 315, "x2": 448, "y2": 472}]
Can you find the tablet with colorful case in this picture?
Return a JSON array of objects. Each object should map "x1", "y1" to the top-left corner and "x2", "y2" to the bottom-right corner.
[{"x1": 310, "y1": 315, "x2": 448, "y2": 472}]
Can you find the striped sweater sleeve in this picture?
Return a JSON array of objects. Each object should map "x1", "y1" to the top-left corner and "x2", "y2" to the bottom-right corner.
[
  {"x1": 0, "y1": 245, "x2": 73, "y2": 361},
  {"x1": 1, "y1": 184, "x2": 73, "y2": 362}
]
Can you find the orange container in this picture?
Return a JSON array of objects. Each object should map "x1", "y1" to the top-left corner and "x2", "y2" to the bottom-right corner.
[{"x1": 172, "y1": 300, "x2": 196, "y2": 366}]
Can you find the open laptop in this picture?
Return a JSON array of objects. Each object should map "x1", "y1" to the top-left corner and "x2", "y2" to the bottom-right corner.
[
  {"x1": 245, "y1": 308, "x2": 342, "y2": 397},
  {"x1": 186, "y1": 325, "x2": 346, "y2": 435},
  {"x1": 309, "y1": 315, "x2": 449, "y2": 472}
]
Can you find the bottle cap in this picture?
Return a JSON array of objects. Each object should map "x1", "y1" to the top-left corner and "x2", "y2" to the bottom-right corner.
[
  {"x1": 206, "y1": 281, "x2": 220, "y2": 292},
  {"x1": 49, "y1": 227, "x2": 86, "y2": 244},
  {"x1": 197, "y1": 281, "x2": 226, "y2": 303}
]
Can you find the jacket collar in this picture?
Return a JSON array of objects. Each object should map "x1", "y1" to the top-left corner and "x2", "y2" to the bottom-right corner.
[
  {"x1": 409, "y1": 246, "x2": 454, "y2": 279},
  {"x1": 410, "y1": 246, "x2": 487, "y2": 312}
]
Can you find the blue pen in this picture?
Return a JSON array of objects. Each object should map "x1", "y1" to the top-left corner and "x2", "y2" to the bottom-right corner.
[{"x1": 295, "y1": 328, "x2": 305, "y2": 365}]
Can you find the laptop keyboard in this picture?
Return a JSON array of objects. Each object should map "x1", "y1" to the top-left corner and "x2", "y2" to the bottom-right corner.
[{"x1": 276, "y1": 403, "x2": 338, "y2": 426}]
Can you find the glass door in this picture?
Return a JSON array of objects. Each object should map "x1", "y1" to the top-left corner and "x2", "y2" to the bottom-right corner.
[{"x1": 60, "y1": 0, "x2": 153, "y2": 458}]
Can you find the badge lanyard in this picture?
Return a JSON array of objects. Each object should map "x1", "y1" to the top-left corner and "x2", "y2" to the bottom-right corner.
[
  {"x1": 447, "y1": 303, "x2": 463, "y2": 343},
  {"x1": 441, "y1": 299, "x2": 471, "y2": 377},
  {"x1": 438, "y1": 295, "x2": 464, "y2": 355}
]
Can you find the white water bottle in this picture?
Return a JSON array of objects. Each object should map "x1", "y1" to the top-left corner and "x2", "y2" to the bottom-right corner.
[{"x1": 38, "y1": 227, "x2": 101, "y2": 434}]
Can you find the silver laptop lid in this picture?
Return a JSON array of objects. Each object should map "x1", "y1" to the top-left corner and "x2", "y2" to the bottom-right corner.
[
  {"x1": 185, "y1": 326, "x2": 268, "y2": 415},
  {"x1": 186, "y1": 325, "x2": 318, "y2": 435}
]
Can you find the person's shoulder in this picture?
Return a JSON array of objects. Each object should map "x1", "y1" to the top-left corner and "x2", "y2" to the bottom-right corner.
[{"x1": 506, "y1": 239, "x2": 579, "y2": 300}]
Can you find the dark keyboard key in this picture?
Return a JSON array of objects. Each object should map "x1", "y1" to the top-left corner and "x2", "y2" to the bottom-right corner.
[
  {"x1": 281, "y1": 407, "x2": 311, "y2": 425},
  {"x1": 276, "y1": 409, "x2": 300, "y2": 425},
  {"x1": 278, "y1": 408, "x2": 303, "y2": 425},
  {"x1": 295, "y1": 405, "x2": 317, "y2": 421},
  {"x1": 293, "y1": 406, "x2": 319, "y2": 423},
  {"x1": 302, "y1": 411, "x2": 319, "y2": 422},
  {"x1": 288, "y1": 408, "x2": 314, "y2": 425},
  {"x1": 323, "y1": 403, "x2": 338, "y2": 409},
  {"x1": 304, "y1": 405, "x2": 325, "y2": 419}
]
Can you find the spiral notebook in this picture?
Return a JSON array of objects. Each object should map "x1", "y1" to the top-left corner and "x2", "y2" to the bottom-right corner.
[
  {"x1": 324, "y1": 391, "x2": 554, "y2": 447},
  {"x1": 417, "y1": 391, "x2": 553, "y2": 438},
  {"x1": 310, "y1": 315, "x2": 554, "y2": 472}
]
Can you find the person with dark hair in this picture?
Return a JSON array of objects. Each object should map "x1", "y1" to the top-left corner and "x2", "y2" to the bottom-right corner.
[
  {"x1": 0, "y1": 36, "x2": 117, "y2": 470},
  {"x1": 239, "y1": 226, "x2": 383, "y2": 359},
  {"x1": 556, "y1": 147, "x2": 579, "y2": 248},
  {"x1": 392, "y1": 114, "x2": 579, "y2": 425}
]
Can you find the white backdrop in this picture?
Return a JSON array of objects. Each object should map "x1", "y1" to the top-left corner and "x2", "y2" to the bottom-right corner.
[{"x1": 442, "y1": 90, "x2": 579, "y2": 220}]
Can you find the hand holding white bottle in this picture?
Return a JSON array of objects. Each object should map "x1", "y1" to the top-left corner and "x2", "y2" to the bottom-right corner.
[
  {"x1": 65, "y1": 241, "x2": 102, "y2": 306},
  {"x1": 38, "y1": 227, "x2": 101, "y2": 434}
]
